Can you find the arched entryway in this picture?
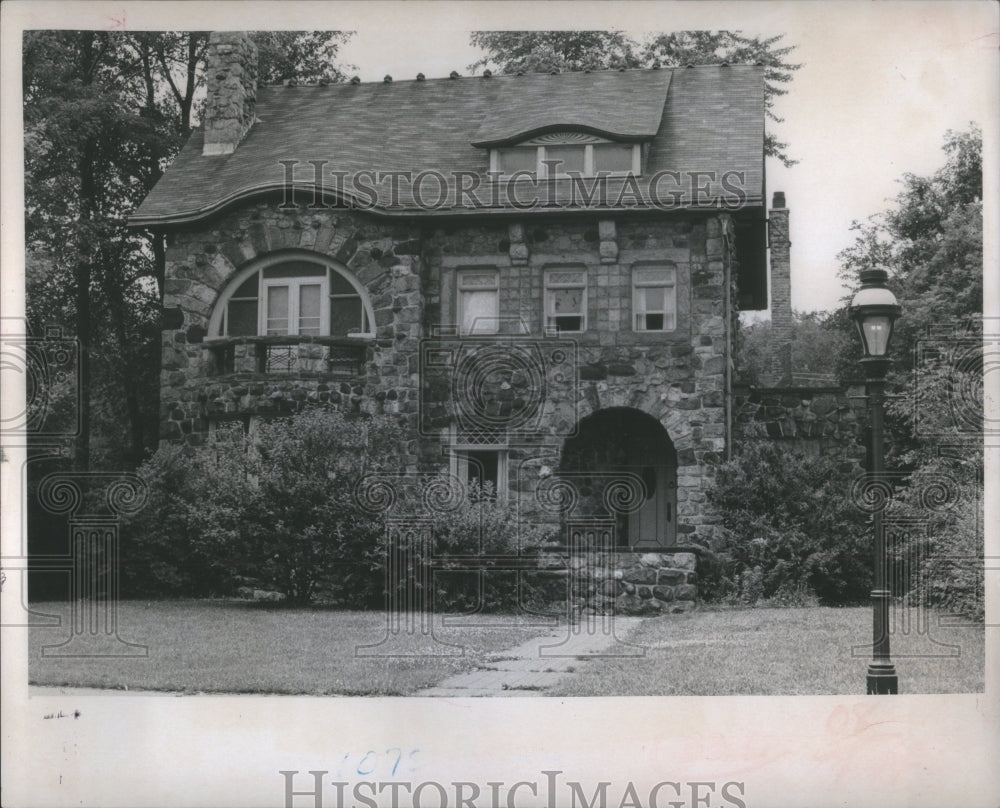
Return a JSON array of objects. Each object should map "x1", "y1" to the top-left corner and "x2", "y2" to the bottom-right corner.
[{"x1": 559, "y1": 407, "x2": 678, "y2": 549}]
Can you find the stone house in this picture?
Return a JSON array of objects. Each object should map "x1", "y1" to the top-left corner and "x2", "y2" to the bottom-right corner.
[{"x1": 131, "y1": 32, "x2": 806, "y2": 607}]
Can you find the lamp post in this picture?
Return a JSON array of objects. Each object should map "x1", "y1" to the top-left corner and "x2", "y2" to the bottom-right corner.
[{"x1": 850, "y1": 268, "x2": 902, "y2": 695}]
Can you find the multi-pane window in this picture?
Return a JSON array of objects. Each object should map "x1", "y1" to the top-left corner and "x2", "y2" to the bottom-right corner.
[
  {"x1": 495, "y1": 139, "x2": 640, "y2": 178},
  {"x1": 632, "y1": 266, "x2": 677, "y2": 332},
  {"x1": 544, "y1": 268, "x2": 587, "y2": 333},
  {"x1": 593, "y1": 143, "x2": 635, "y2": 173},
  {"x1": 457, "y1": 269, "x2": 499, "y2": 335},
  {"x1": 225, "y1": 274, "x2": 260, "y2": 337},
  {"x1": 217, "y1": 261, "x2": 372, "y2": 338},
  {"x1": 264, "y1": 277, "x2": 325, "y2": 336},
  {"x1": 496, "y1": 147, "x2": 538, "y2": 175}
]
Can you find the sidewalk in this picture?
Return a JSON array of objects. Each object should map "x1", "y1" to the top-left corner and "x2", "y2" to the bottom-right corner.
[{"x1": 419, "y1": 616, "x2": 646, "y2": 697}]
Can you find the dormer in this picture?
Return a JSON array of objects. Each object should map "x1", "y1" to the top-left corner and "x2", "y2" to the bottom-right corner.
[
  {"x1": 470, "y1": 68, "x2": 671, "y2": 179},
  {"x1": 490, "y1": 132, "x2": 643, "y2": 178}
]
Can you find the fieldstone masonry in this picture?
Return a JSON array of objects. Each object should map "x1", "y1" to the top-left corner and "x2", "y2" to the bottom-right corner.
[
  {"x1": 158, "y1": 200, "x2": 746, "y2": 612},
  {"x1": 202, "y1": 33, "x2": 258, "y2": 156},
  {"x1": 733, "y1": 383, "x2": 868, "y2": 469}
]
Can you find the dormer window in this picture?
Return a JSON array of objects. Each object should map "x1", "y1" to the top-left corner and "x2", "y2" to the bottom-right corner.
[{"x1": 492, "y1": 133, "x2": 641, "y2": 178}]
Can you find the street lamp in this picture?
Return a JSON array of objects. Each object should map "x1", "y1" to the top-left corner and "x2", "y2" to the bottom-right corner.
[{"x1": 850, "y1": 267, "x2": 902, "y2": 695}]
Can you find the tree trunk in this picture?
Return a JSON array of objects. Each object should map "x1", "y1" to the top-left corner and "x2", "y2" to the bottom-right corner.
[{"x1": 73, "y1": 33, "x2": 99, "y2": 471}]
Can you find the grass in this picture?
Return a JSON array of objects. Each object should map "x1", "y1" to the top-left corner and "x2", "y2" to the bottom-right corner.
[
  {"x1": 549, "y1": 606, "x2": 986, "y2": 696},
  {"x1": 28, "y1": 602, "x2": 985, "y2": 696},
  {"x1": 28, "y1": 600, "x2": 556, "y2": 696}
]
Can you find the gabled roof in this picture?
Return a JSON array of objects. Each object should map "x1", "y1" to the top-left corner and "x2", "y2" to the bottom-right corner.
[{"x1": 130, "y1": 65, "x2": 765, "y2": 227}]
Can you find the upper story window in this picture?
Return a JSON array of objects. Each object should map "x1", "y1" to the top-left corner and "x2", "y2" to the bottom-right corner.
[
  {"x1": 492, "y1": 133, "x2": 641, "y2": 179},
  {"x1": 211, "y1": 256, "x2": 374, "y2": 339},
  {"x1": 457, "y1": 269, "x2": 500, "y2": 335},
  {"x1": 632, "y1": 266, "x2": 677, "y2": 332},
  {"x1": 544, "y1": 268, "x2": 587, "y2": 333}
]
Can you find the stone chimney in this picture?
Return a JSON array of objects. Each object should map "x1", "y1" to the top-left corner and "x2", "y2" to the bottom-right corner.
[
  {"x1": 768, "y1": 191, "x2": 793, "y2": 384},
  {"x1": 202, "y1": 32, "x2": 258, "y2": 156}
]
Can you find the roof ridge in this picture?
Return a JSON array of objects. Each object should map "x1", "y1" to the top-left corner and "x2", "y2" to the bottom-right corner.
[{"x1": 258, "y1": 62, "x2": 763, "y2": 89}]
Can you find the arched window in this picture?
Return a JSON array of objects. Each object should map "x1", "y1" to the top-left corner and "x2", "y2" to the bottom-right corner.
[{"x1": 210, "y1": 254, "x2": 375, "y2": 339}]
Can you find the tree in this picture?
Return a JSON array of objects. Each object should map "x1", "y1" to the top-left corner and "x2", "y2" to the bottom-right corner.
[
  {"x1": 836, "y1": 125, "x2": 982, "y2": 372},
  {"x1": 469, "y1": 30, "x2": 801, "y2": 166},
  {"x1": 23, "y1": 30, "x2": 355, "y2": 469},
  {"x1": 469, "y1": 31, "x2": 641, "y2": 73},
  {"x1": 834, "y1": 125, "x2": 984, "y2": 620},
  {"x1": 253, "y1": 31, "x2": 355, "y2": 84},
  {"x1": 737, "y1": 310, "x2": 850, "y2": 385},
  {"x1": 24, "y1": 31, "x2": 165, "y2": 469}
]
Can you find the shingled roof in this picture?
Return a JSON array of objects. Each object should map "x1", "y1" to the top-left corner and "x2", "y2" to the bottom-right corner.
[
  {"x1": 470, "y1": 69, "x2": 672, "y2": 146},
  {"x1": 130, "y1": 65, "x2": 765, "y2": 227}
]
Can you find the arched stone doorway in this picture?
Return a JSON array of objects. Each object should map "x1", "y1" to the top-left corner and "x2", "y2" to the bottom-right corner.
[{"x1": 559, "y1": 407, "x2": 678, "y2": 549}]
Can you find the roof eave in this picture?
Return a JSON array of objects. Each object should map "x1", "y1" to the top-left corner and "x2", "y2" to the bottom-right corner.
[{"x1": 128, "y1": 187, "x2": 764, "y2": 230}]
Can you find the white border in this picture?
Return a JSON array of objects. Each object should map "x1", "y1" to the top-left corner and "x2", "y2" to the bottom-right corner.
[{"x1": 3, "y1": 3, "x2": 998, "y2": 808}]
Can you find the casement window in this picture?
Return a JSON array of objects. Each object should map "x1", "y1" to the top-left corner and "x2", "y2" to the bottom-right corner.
[
  {"x1": 263, "y1": 276, "x2": 325, "y2": 336},
  {"x1": 213, "y1": 258, "x2": 374, "y2": 338},
  {"x1": 544, "y1": 268, "x2": 587, "y2": 333},
  {"x1": 454, "y1": 448, "x2": 507, "y2": 499},
  {"x1": 493, "y1": 134, "x2": 642, "y2": 178},
  {"x1": 457, "y1": 269, "x2": 500, "y2": 335},
  {"x1": 632, "y1": 266, "x2": 677, "y2": 332}
]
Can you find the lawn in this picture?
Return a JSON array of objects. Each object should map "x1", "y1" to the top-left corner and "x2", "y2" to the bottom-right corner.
[
  {"x1": 27, "y1": 600, "x2": 557, "y2": 696},
  {"x1": 27, "y1": 601, "x2": 985, "y2": 696},
  {"x1": 549, "y1": 606, "x2": 986, "y2": 696}
]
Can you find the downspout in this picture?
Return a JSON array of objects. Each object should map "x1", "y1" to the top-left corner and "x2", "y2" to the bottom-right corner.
[{"x1": 723, "y1": 214, "x2": 733, "y2": 462}]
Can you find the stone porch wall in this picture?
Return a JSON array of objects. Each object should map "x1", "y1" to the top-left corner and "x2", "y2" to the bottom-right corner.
[{"x1": 531, "y1": 550, "x2": 700, "y2": 616}]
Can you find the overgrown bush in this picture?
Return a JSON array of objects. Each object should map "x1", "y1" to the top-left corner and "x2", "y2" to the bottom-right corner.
[
  {"x1": 705, "y1": 441, "x2": 870, "y2": 605},
  {"x1": 383, "y1": 481, "x2": 554, "y2": 612},
  {"x1": 122, "y1": 409, "x2": 404, "y2": 604},
  {"x1": 120, "y1": 439, "x2": 249, "y2": 597}
]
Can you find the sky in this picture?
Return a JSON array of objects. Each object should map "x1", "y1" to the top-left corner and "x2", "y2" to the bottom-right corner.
[{"x1": 332, "y1": 1, "x2": 998, "y2": 317}]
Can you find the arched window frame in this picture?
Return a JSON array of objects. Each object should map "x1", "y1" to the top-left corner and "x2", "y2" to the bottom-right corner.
[{"x1": 207, "y1": 251, "x2": 376, "y2": 340}]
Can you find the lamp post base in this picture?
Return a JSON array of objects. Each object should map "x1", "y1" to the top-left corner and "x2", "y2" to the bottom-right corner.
[{"x1": 867, "y1": 665, "x2": 899, "y2": 695}]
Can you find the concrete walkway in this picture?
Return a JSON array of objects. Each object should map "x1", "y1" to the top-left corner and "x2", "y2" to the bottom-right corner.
[{"x1": 419, "y1": 616, "x2": 646, "y2": 697}]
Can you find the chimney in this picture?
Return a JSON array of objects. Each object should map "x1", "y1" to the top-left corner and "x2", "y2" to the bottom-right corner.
[
  {"x1": 769, "y1": 191, "x2": 793, "y2": 384},
  {"x1": 202, "y1": 32, "x2": 258, "y2": 156}
]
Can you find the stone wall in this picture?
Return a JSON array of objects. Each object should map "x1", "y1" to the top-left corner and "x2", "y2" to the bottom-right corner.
[
  {"x1": 732, "y1": 383, "x2": 867, "y2": 470},
  {"x1": 202, "y1": 32, "x2": 257, "y2": 156},
  {"x1": 160, "y1": 198, "x2": 751, "y2": 605},
  {"x1": 523, "y1": 551, "x2": 699, "y2": 616},
  {"x1": 160, "y1": 202, "x2": 426, "y2": 466},
  {"x1": 422, "y1": 212, "x2": 736, "y2": 548}
]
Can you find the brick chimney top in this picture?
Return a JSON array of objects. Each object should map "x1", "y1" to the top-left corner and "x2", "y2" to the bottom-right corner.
[
  {"x1": 203, "y1": 32, "x2": 258, "y2": 157},
  {"x1": 772, "y1": 191, "x2": 786, "y2": 209}
]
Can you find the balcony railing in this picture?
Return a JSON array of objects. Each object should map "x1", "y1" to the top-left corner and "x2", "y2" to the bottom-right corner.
[{"x1": 205, "y1": 335, "x2": 371, "y2": 377}]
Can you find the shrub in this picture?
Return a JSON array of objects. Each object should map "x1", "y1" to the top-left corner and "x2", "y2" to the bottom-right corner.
[
  {"x1": 705, "y1": 441, "x2": 871, "y2": 605},
  {"x1": 120, "y1": 439, "x2": 249, "y2": 597},
  {"x1": 123, "y1": 409, "x2": 405, "y2": 604},
  {"x1": 382, "y1": 480, "x2": 554, "y2": 612}
]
